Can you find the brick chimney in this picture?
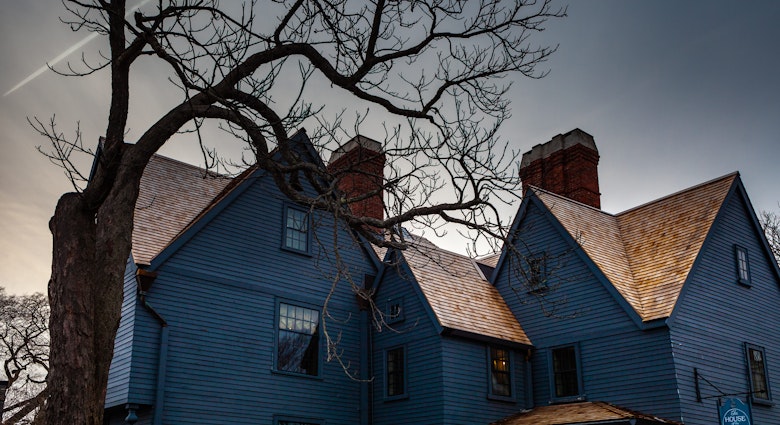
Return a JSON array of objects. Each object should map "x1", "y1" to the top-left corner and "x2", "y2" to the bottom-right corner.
[
  {"x1": 519, "y1": 128, "x2": 601, "y2": 208},
  {"x1": 327, "y1": 135, "x2": 385, "y2": 221}
]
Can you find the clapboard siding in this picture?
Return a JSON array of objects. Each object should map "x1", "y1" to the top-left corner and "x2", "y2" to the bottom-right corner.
[
  {"x1": 440, "y1": 337, "x2": 526, "y2": 424},
  {"x1": 372, "y1": 259, "x2": 444, "y2": 425},
  {"x1": 496, "y1": 199, "x2": 682, "y2": 421},
  {"x1": 117, "y1": 168, "x2": 374, "y2": 424},
  {"x1": 105, "y1": 258, "x2": 139, "y2": 407},
  {"x1": 671, "y1": 188, "x2": 780, "y2": 425}
]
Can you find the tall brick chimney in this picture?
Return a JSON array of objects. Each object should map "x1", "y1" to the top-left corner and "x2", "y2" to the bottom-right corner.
[
  {"x1": 519, "y1": 128, "x2": 601, "y2": 208},
  {"x1": 328, "y1": 135, "x2": 385, "y2": 221}
]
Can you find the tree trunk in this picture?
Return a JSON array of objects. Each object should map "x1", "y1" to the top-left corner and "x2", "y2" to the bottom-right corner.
[{"x1": 44, "y1": 185, "x2": 134, "y2": 424}]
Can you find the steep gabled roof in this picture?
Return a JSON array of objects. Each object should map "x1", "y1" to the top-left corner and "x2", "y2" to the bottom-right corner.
[
  {"x1": 491, "y1": 401, "x2": 682, "y2": 425},
  {"x1": 132, "y1": 155, "x2": 232, "y2": 266},
  {"x1": 394, "y1": 237, "x2": 531, "y2": 345},
  {"x1": 532, "y1": 173, "x2": 737, "y2": 322}
]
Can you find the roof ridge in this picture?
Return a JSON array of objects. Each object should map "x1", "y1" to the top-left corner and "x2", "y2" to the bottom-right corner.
[
  {"x1": 149, "y1": 153, "x2": 229, "y2": 178},
  {"x1": 616, "y1": 172, "x2": 738, "y2": 216},
  {"x1": 528, "y1": 186, "x2": 615, "y2": 216}
]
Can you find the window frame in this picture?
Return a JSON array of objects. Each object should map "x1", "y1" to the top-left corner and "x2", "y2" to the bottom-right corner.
[
  {"x1": 487, "y1": 346, "x2": 515, "y2": 401},
  {"x1": 385, "y1": 296, "x2": 405, "y2": 324},
  {"x1": 384, "y1": 345, "x2": 408, "y2": 400},
  {"x1": 745, "y1": 343, "x2": 773, "y2": 404},
  {"x1": 274, "y1": 299, "x2": 322, "y2": 378},
  {"x1": 282, "y1": 204, "x2": 312, "y2": 254},
  {"x1": 526, "y1": 254, "x2": 549, "y2": 294},
  {"x1": 735, "y1": 245, "x2": 751, "y2": 286},
  {"x1": 548, "y1": 343, "x2": 585, "y2": 403}
]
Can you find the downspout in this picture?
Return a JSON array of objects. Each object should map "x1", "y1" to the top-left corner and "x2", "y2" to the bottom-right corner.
[{"x1": 136, "y1": 269, "x2": 168, "y2": 425}]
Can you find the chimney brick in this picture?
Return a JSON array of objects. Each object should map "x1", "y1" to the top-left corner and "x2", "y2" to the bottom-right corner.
[
  {"x1": 519, "y1": 129, "x2": 601, "y2": 208},
  {"x1": 328, "y1": 136, "x2": 385, "y2": 221}
]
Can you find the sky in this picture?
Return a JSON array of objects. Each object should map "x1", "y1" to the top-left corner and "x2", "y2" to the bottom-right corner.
[{"x1": 1, "y1": 1, "x2": 778, "y2": 296}]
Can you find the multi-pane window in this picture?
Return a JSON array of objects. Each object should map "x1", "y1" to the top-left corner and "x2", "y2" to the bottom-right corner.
[
  {"x1": 489, "y1": 347, "x2": 512, "y2": 397},
  {"x1": 735, "y1": 245, "x2": 751, "y2": 285},
  {"x1": 552, "y1": 345, "x2": 580, "y2": 399},
  {"x1": 277, "y1": 303, "x2": 320, "y2": 375},
  {"x1": 527, "y1": 255, "x2": 548, "y2": 293},
  {"x1": 386, "y1": 347, "x2": 406, "y2": 397},
  {"x1": 284, "y1": 207, "x2": 310, "y2": 252},
  {"x1": 746, "y1": 344, "x2": 771, "y2": 402}
]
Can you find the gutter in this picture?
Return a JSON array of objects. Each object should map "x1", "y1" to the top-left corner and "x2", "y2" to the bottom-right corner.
[{"x1": 136, "y1": 269, "x2": 168, "y2": 425}]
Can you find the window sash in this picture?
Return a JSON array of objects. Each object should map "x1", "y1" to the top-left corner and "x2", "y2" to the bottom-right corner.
[
  {"x1": 277, "y1": 303, "x2": 319, "y2": 375},
  {"x1": 285, "y1": 207, "x2": 309, "y2": 252},
  {"x1": 735, "y1": 245, "x2": 751, "y2": 284},
  {"x1": 747, "y1": 345, "x2": 771, "y2": 401},
  {"x1": 386, "y1": 347, "x2": 405, "y2": 397},
  {"x1": 552, "y1": 346, "x2": 580, "y2": 398},
  {"x1": 490, "y1": 347, "x2": 512, "y2": 397}
]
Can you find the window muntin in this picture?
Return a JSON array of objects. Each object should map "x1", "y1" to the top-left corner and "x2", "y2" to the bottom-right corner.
[
  {"x1": 746, "y1": 344, "x2": 771, "y2": 402},
  {"x1": 735, "y1": 245, "x2": 751, "y2": 285},
  {"x1": 277, "y1": 303, "x2": 320, "y2": 375},
  {"x1": 489, "y1": 347, "x2": 512, "y2": 397},
  {"x1": 386, "y1": 347, "x2": 406, "y2": 397},
  {"x1": 284, "y1": 207, "x2": 310, "y2": 252},
  {"x1": 552, "y1": 345, "x2": 581, "y2": 399}
]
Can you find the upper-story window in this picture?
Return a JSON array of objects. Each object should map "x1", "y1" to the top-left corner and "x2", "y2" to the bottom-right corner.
[
  {"x1": 386, "y1": 346, "x2": 406, "y2": 398},
  {"x1": 489, "y1": 347, "x2": 512, "y2": 398},
  {"x1": 283, "y1": 206, "x2": 310, "y2": 253},
  {"x1": 735, "y1": 245, "x2": 751, "y2": 286},
  {"x1": 277, "y1": 302, "x2": 320, "y2": 376},
  {"x1": 745, "y1": 343, "x2": 772, "y2": 403},
  {"x1": 550, "y1": 344, "x2": 583, "y2": 402},
  {"x1": 386, "y1": 297, "x2": 404, "y2": 324}
]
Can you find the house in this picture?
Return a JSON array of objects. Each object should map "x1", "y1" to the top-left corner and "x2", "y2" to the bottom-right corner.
[{"x1": 104, "y1": 129, "x2": 780, "y2": 425}]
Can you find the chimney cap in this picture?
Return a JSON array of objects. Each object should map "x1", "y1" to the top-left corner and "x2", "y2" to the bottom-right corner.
[
  {"x1": 329, "y1": 135, "x2": 382, "y2": 164},
  {"x1": 520, "y1": 128, "x2": 597, "y2": 168}
]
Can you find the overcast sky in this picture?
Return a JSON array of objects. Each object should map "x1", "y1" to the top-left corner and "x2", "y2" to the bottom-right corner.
[{"x1": 1, "y1": 1, "x2": 778, "y2": 295}]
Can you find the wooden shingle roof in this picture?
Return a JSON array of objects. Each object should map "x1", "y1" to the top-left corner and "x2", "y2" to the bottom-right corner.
[
  {"x1": 132, "y1": 155, "x2": 232, "y2": 265},
  {"x1": 491, "y1": 401, "x2": 682, "y2": 425},
  {"x1": 533, "y1": 173, "x2": 737, "y2": 322},
  {"x1": 399, "y1": 237, "x2": 531, "y2": 345}
]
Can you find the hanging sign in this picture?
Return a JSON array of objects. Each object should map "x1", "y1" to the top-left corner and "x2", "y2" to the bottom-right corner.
[{"x1": 719, "y1": 398, "x2": 751, "y2": 425}]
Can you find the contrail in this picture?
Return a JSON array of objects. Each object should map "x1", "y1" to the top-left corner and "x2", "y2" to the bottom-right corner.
[{"x1": 4, "y1": 0, "x2": 154, "y2": 97}]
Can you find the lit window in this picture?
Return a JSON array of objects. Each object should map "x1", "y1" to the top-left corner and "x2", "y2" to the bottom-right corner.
[
  {"x1": 746, "y1": 344, "x2": 772, "y2": 402},
  {"x1": 551, "y1": 345, "x2": 582, "y2": 400},
  {"x1": 489, "y1": 347, "x2": 512, "y2": 397},
  {"x1": 386, "y1": 347, "x2": 406, "y2": 398},
  {"x1": 284, "y1": 206, "x2": 310, "y2": 253},
  {"x1": 735, "y1": 245, "x2": 751, "y2": 286},
  {"x1": 277, "y1": 303, "x2": 319, "y2": 376}
]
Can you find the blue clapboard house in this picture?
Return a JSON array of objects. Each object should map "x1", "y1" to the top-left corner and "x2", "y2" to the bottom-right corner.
[{"x1": 104, "y1": 129, "x2": 780, "y2": 425}]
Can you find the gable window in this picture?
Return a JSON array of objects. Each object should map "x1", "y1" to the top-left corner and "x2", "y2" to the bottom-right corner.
[
  {"x1": 489, "y1": 347, "x2": 512, "y2": 398},
  {"x1": 526, "y1": 255, "x2": 548, "y2": 294},
  {"x1": 550, "y1": 345, "x2": 583, "y2": 401},
  {"x1": 386, "y1": 297, "x2": 404, "y2": 324},
  {"x1": 735, "y1": 245, "x2": 751, "y2": 286},
  {"x1": 283, "y1": 206, "x2": 310, "y2": 253},
  {"x1": 386, "y1": 346, "x2": 406, "y2": 398},
  {"x1": 277, "y1": 302, "x2": 320, "y2": 376},
  {"x1": 745, "y1": 343, "x2": 772, "y2": 402}
]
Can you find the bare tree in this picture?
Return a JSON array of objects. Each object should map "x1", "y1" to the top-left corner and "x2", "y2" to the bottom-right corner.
[
  {"x1": 0, "y1": 288, "x2": 49, "y2": 425},
  {"x1": 32, "y1": 1, "x2": 565, "y2": 423},
  {"x1": 760, "y1": 209, "x2": 780, "y2": 264}
]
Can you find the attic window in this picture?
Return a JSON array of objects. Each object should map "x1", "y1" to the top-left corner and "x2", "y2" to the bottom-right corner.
[
  {"x1": 283, "y1": 206, "x2": 311, "y2": 254},
  {"x1": 526, "y1": 255, "x2": 548, "y2": 294},
  {"x1": 386, "y1": 297, "x2": 404, "y2": 324},
  {"x1": 735, "y1": 245, "x2": 751, "y2": 286}
]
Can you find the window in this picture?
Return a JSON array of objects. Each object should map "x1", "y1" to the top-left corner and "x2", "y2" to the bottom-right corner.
[
  {"x1": 386, "y1": 297, "x2": 404, "y2": 324},
  {"x1": 550, "y1": 345, "x2": 583, "y2": 401},
  {"x1": 277, "y1": 303, "x2": 320, "y2": 376},
  {"x1": 527, "y1": 255, "x2": 548, "y2": 293},
  {"x1": 274, "y1": 416, "x2": 322, "y2": 425},
  {"x1": 386, "y1": 346, "x2": 406, "y2": 398},
  {"x1": 735, "y1": 245, "x2": 751, "y2": 286},
  {"x1": 745, "y1": 344, "x2": 772, "y2": 402},
  {"x1": 489, "y1": 347, "x2": 512, "y2": 398},
  {"x1": 283, "y1": 206, "x2": 310, "y2": 253}
]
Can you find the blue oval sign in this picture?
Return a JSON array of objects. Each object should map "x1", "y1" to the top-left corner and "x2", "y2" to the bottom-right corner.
[{"x1": 719, "y1": 398, "x2": 751, "y2": 425}]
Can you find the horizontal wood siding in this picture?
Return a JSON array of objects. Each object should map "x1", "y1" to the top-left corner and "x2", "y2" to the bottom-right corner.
[
  {"x1": 123, "y1": 172, "x2": 374, "y2": 424},
  {"x1": 105, "y1": 258, "x2": 138, "y2": 407},
  {"x1": 671, "y1": 190, "x2": 780, "y2": 425},
  {"x1": 372, "y1": 262, "x2": 444, "y2": 425},
  {"x1": 441, "y1": 337, "x2": 526, "y2": 424},
  {"x1": 496, "y1": 201, "x2": 681, "y2": 420}
]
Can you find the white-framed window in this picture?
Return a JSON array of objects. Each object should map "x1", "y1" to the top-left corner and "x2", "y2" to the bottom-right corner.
[
  {"x1": 735, "y1": 245, "x2": 751, "y2": 286},
  {"x1": 283, "y1": 206, "x2": 310, "y2": 253}
]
